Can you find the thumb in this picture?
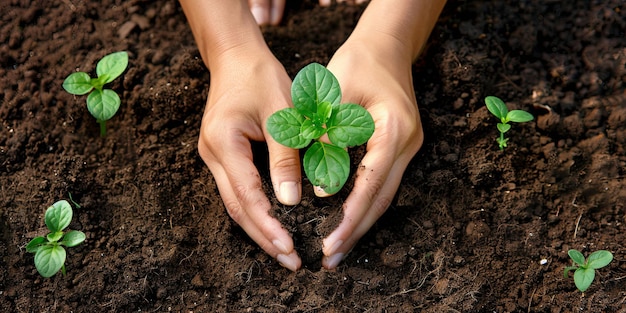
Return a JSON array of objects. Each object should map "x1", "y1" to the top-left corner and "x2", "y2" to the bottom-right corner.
[{"x1": 267, "y1": 139, "x2": 302, "y2": 206}]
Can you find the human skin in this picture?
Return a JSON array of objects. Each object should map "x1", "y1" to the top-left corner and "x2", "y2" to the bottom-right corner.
[
  {"x1": 247, "y1": 0, "x2": 369, "y2": 26},
  {"x1": 179, "y1": 0, "x2": 446, "y2": 271}
]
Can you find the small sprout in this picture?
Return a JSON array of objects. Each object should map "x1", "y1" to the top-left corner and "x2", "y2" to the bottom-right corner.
[
  {"x1": 485, "y1": 96, "x2": 534, "y2": 150},
  {"x1": 26, "y1": 200, "x2": 86, "y2": 278},
  {"x1": 267, "y1": 63, "x2": 375, "y2": 194},
  {"x1": 564, "y1": 249, "x2": 613, "y2": 292},
  {"x1": 62, "y1": 51, "x2": 129, "y2": 137}
]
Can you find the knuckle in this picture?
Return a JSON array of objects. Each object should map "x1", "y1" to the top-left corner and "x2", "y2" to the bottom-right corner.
[
  {"x1": 270, "y1": 155, "x2": 300, "y2": 172},
  {"x1": 371, "y1": 195, "x2": 392, "y2": 218},
  {"x1": 224, "y1": 200, "x2": 244, "y2": 223}
]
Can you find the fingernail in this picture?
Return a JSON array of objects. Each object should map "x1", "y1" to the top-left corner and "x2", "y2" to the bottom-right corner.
[
  {"x1": 250, "y1": 6, "x2": 268, "y2": 25},
  {"x1": 272, "y1": 239, "x2": 290, "y2": 255},
  {"x1": 319, "y1": 0, "x2": 332, "y2": 6},
  {"x1": 326, "y1": 240, "x2": 343, "y2": 256},
  {"x1": 324, "y1": 253, "x2": 344, "y2": 269},
  {"x1": 270, "y1": 6, "x2": 281, "y2": 25},
  {"x1": 279, "y1": 181, "x2": 300, "y2": 205},
  {"x1": 314, "y1": 185, "x2": 331, "y2": 197},
  {"x1": 277, "y1": 253, "x2": 299, "y2": 272}
]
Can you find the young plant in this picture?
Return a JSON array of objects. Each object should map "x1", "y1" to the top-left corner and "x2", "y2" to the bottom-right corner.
[
  {"x1": 26, "y1": 200, "x2": 86, "y2": 278},
  {"x1": 485, "y1": 96, "x2": 534, "y2": 150},
  {"x1": 62, "y1": 51, "x2": 129, "y2": 137},
  {"x1": 266, "y1": 63, "x2": 375, "y2": 194},
  {"x1": 564, "y1": 249, "x2": 613, "y2": 292}
]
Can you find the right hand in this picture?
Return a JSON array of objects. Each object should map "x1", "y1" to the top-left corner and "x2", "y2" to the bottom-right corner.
[{"x1": 197, "y1": 50, "x2": 303, "y2": 271}]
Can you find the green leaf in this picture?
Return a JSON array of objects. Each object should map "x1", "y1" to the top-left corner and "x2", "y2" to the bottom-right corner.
[
  {"x1": 316, "y1": 101, "x2": 333, "y2": 124},
  {"x1": 62, "y1": 72, "x2": 93, "y2": 95},
  {"x1": 507, "y1": 110, "x2": 534, "y2": 123},
  {"x1": 573, "y1": 267, "x2": 595, "y2": 292},
  {"x1": 96, "y1": 51, "x2": 129, "y2": 84},
  {"x1": 87, "y1": 89, "x2": 121, "y2": 122},
  {"x1": 26, "y1": 237, "x2": 46, "y2": 253},
  {"x1": 47, "y1": 231, "x2": 64, "y2": 243},
  {"x1": 267, "y1": 108, "x2": 311, "y2": 149},
  {"x1": 496, "y1": 123, "x2": 511, "y2": 133},
  {"x1": 568, "y1": 249, "x2": 586, "y2": 266},
  {"x1": 587, "y1": 250, "x2": 613, "y2": 269},
  {"x1": 34, "y1": 245, "x2": 66, "y2": 278},
  {"x1": 301, "y1": 119, "x2": 327, "y2": 140},
  {"x1": 485, "y1": 96, "x2": 508, "y2": 120},
  {"x1": 303, "y1": 141, "x2": 350, "y2": 194},
  {"x1": 327, "y1": 103, "x2": 375, "y2": 148},
  {"x1": 292, "y1": 63, "x2": 341, "y2": 116},
  {"x1": 61, "y1": 230, "x2": 86, "y2": 247},
  {"x1": 45, "y1": 200, "x2": 73, "y2": 233}
]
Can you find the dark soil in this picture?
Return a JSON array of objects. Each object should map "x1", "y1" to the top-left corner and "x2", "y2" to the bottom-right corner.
[{"x1": 2, "y1": 0, "x2": 625, "y2": 312}]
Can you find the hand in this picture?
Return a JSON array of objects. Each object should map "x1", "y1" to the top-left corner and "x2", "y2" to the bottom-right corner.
[
  {"x1": 197, "y1": 50, "x2": 303, "y2": 271},
  {"x1": 320, "y1": 37, "x2": 425, "y2": 269},
  {"x1": 248, "y1": 0, "x2": 369, "y2": 25}
]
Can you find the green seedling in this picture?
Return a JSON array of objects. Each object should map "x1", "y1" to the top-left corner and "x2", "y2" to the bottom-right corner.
[
  {"x1": 267, "y1": 63, "x2": 375, "y2": 194},
  {"x1": 26, "y1": 200, "x2": 86, "y2": 278},
  {"x1": 485, "y1": 96, "x2": 534, "y2": 150},
  {"x1": 62, "y1": 51, "x2": 129, "y2": 137},
  {"x1": 564, "y1": 249, "x2": 613, "y2": 292}
]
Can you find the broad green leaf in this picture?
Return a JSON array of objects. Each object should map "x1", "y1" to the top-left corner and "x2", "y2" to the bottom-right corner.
[
  {"x1": 573, "y1": 267, "x2": 595, "y2": 292},
  {"x1": 87, "y1": 89, "x2": 121, "y2": 122},
  {"x1": 303, "y1": 141, "x2": 350, "y2": 194},
  {"x1": 34, "y1": 245, "x2": 66, "y2": 278},
  {"x1": 568, "y1": 249, "x2": 586, "y2": 266},
  {"x1": 301, "y1": 119, "x2": 327, "y2": 140},
  {"x1": 587, "y1": 250, "x2": 613, "y2": 269},
  {"x1": 45, "y1": 200, "x2": 73, "y2": 233},
  {"x1": 485, "y1": 96, "x2": 508, "y2": 120},
  {"x1": 267, "y1": 108, "x2": 311, "y2": 149},
  {"x1": 496, "y1": 123, "x2": 511, "y2": 133},
  {"x1": 327, "y1": 103, "x2": 375, "y2": 148},
  {"x1": 292, "y1": 63, "x2": 341, "y2": 116},
  {"x1": 62, "y1": 72, "x2": 93, "y2": 95},
  {"x1": 61, "y1": 230, "x2": 86, "y2": 247},
  {"x1": 96, "y1": 51, "x2": 129, "y2": 84},
  {"x1": 507, "y1": 110, "x2": 534, "y2": 123},
  {"x1": 26, "y1": 237, "x2": 46, "y2": 253}
]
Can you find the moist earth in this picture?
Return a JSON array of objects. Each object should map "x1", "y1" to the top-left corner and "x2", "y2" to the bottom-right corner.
[{"x1": 1, "y1": 0, "x2": 625, "y2": 312}]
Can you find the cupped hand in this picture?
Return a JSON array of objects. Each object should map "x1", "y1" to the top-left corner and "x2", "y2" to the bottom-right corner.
[
  {"x1": 248, "y1": 0, "x2": 369, "y2": 25},
  {"x1": 321, "y1": 37, "x2": 425, "y2": 269},
  {"x1": 197, "y1": 52, "x2": 303, "y2": 271}
]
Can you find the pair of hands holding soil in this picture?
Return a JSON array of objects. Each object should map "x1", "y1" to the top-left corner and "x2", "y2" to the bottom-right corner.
[{"x1": 179, "y1": 0, "x2": 445, "y2": 271}]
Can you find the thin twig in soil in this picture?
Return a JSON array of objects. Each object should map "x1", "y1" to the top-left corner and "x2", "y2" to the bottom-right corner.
[
  {"x1": 573, "y1": 212, "x2": 583, "y2": 239},
  {"x1": 527, "y1": 287, "x2": 537, "y2": 313},
  {"x1": 388, "y1": 288, "x2": 418, "y2": 298}
]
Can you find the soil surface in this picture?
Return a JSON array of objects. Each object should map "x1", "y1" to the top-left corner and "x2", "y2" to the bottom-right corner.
[{"x1": 1, "y1": 0, "x2": 625, "y2": 312}]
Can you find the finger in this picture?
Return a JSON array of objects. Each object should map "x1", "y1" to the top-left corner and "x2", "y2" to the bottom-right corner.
[
  {"x1": 266, "y1": 137, "x2": 302, "y2": 206},
  {"x1": 319, "y1": 0, "x2": 331, "y2": 6},
  {"x1": 320, "y1": 142, "x2": 394, "y2": 258},
  {"x1": 200, "y1": 130, "x2": 301, "y2": 271},
  {"x1": 216, "y1": 162, "x2": 302, "y2": 271},
  {"x1": 322, "y1": 160, "x2": 408, "y2": 269},
  {"x1": 269, "y1": 0, "x2": 285, "y2": 25},
  {"x1": 249, "y1": 0, "x2": 270, "y2": 25}
]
